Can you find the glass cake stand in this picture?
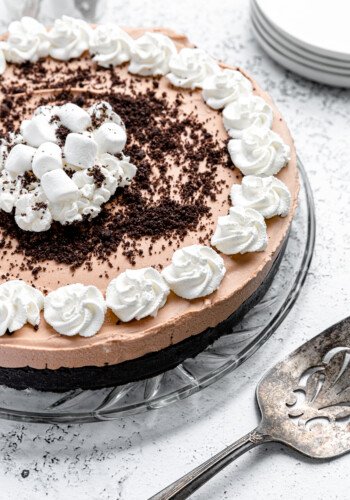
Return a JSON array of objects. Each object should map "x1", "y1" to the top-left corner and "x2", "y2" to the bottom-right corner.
[{"x1": 0, "y1": 157, "x2": 315, "y2": 423}]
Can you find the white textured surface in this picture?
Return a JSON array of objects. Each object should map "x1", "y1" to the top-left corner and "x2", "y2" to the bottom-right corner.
[{"x1": 0, "y1": 1, "x2": 349, "y2": 498}]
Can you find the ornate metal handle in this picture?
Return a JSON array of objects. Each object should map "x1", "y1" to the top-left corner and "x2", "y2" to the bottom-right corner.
[{"x1": 150, "y1": 429, "x2": 271, "y2": 500}]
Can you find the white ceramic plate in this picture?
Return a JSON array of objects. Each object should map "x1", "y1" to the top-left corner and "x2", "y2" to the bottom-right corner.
[
  {"x1": 252, "y1": 6, "x2": 350, "y2": 76},
  {"x1": 255, "y1": 0, "x2": 350, "y2": 61},
  {"x1": 252, "y1": 17, "x2": 350, "y2": 87},
  {"x1": 252, "y1": 0, "x2": 350, "y2": 69}
]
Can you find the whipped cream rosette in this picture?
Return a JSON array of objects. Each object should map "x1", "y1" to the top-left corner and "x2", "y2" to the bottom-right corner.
[
  {"x1": 231, "y1": 175, "x2": 291, "y2": 218},
  {"x1": 211, "y1": 206, "x2": 268, "y2": 255},
  {"x1": 89, "y1": 24, "x2": 133, "y2": 68},
  {"x1": 0, "y1": 17, "x2": 49, "y2": 64},
  {"x1": 129, "y1": 32, "x2": 177, "y2": 76},
  {"x1": 228, "y1": 126, "x2": 291, "y2": 176},
  {"x1": 162, "y1": 245, "x2": 226, "y2": 300},
  {"x1": 203, "y1": 69, "x2": 252, "y2": 109},
  {"x1": 44, "y1": 284, "x2": 106, "y2": 337},
  {"x1": 106, "y1": 268, "x2": 170, "y2": 322},
  {"x1": 47, "y1": 16, "x2": 92, "y2": 61},
  {"x1": 223, "y1": 95, "x2": 273, "y2": 139},
  {"x1": 167, "y1": 48, "x2": 219, "y2": 89},
  {"x1": 0, "y1": 280, "x2": 44, "y2": 336}
]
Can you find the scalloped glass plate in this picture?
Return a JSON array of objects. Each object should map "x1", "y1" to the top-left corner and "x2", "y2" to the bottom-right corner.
[{"x1": 0, "y1": 157, "x2": 315, "y2": 423}]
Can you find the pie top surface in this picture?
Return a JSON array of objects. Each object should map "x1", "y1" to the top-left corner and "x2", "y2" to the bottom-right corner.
[{"x1": 0, "y1": 22, "x2": 298, "y2": 369}]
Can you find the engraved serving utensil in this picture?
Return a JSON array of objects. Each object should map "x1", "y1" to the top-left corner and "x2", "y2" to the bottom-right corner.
[{"x1": 151, "y1": 316, "x2": 350, "y2": 500}]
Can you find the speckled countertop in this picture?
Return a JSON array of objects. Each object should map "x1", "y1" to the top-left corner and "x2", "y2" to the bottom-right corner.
[{"x1": 0, "y1": 0, "x2": 349, "y2": 499}]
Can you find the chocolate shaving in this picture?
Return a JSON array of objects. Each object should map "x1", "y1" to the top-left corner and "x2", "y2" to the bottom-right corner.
[{"x1": 0, "y1": 62, "x2": 232, "y2": 276}]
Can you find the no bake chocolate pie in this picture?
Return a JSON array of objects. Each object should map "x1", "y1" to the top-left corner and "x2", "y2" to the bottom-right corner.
[{"x1": 0, "y1": 17, "x2": 298, "y2": 391}]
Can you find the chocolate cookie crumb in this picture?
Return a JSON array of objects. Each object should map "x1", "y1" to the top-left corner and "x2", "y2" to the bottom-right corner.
[{"x1": 0, "y1": 62, "x2": 232, "y2": 277}]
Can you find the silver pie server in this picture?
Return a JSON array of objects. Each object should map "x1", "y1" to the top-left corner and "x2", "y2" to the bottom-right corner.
[{"x1": 150, "y1": 316, "x2": 350, "y2": 500}]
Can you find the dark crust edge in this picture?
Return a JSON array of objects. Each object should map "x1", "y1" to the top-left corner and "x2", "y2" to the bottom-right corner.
[{"x1": 0, "y1": 239, "x2": 287, "y2": 392}]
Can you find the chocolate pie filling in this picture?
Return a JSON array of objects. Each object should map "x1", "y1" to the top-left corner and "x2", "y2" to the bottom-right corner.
[{"x1": 0, "y1": 29, "x2": 298, "y2": 389}]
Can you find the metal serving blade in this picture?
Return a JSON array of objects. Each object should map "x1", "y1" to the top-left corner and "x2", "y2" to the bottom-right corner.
[
  {"x1": 151, "y1": 316, "x2": 350, "y2": 500},
  {"x1": 258, "y1": 315, "x2": 350, "y2": 459}
]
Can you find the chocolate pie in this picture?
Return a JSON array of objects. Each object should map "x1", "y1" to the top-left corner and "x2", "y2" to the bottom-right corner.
[{"x1": 0, "y1": 17, "x2": 298, "y2": 391}]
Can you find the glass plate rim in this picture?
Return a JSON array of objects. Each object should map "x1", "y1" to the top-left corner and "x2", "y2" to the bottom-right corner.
[{"x1": 0, "y1": 156, "x2": 315, "y2": 423}]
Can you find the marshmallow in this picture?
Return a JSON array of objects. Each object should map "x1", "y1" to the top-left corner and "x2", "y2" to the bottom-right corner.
[
  {"x1": 56, "y1": 103, "x2": 91, "y2": 133},
  {"x1": 20, "y1": 115, "x2": 57, "y2": 147},
  {"x1": 41, "y1": 169, "x2": 79, "y2": 204},
  {"x1": 5, "y1": 144, "x2": 36, "y2": 175},
  {"x1": 32, "y1": 142, "x2": 63, "y2": 179},
  {"x1": 64, "y1": 133, "x2": 98, "y2": 169},
  {"x1": 94, "y1": 122, "x2": 127, "y2": 154}
]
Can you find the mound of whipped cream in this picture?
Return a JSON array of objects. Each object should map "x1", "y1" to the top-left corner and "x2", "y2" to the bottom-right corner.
[{"x1": 0, "y1": 100, "x2": 137, "y2": 232}]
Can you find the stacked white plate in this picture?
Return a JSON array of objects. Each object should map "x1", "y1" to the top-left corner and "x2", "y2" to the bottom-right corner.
[{"x1": 251, "y1": 0, "x2": 350, "y2": 87}]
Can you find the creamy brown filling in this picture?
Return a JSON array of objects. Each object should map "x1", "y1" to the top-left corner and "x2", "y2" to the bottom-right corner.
[
  {"x1": 0, "y1": 28, "x2": 299, "y2": 369},
  {"x1": 0, "y1": 85, "x2": 231, "y2": 273}
]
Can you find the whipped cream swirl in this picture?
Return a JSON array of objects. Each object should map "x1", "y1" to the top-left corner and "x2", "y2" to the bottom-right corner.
[
  {"x1": 129, "y1": 32, "x2": 177, "y2": 76},
  {"x1": 0, "y1": 280, "x2": 44, "y2": 335},
  {"x1": 223, "y1": 95, "x2": 273, "y2": 139},
  {"x1": 47, "y1": 16, "x2": 91, "y2": 61},
  {"x1": 162, "y1": 245, "x2": 226, "y2": 300},
  {"x1": 0, "y1": 17, "x2": 49, "y2": 64},
  {"x1": 44, "y1": 284, "x2": 106, "y2": 337},
  {"x1": 15, "y1": 187, "x2": 53, "y2": 232},
  {"x1": 211, "y1": 206, "x2": 267, "y2": 255},
  {"x1": 89, "y1": 24, "x2": 133, "y2": 68},
  {"x1": 106, "y1": 268, "x2": 169, "y2": 322},
  {"x1": 228, "y1": 126, "x2": 291, "y2": 176},
  {"x1": 231, "y1": 175, "x2": 291, "y2": 218},
  {"x1": 167, "y1": 48, "x2": 219, "y2": 89},
  {"x1": 202, "y1": 69, "x2": 252, "y2": 109}
]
